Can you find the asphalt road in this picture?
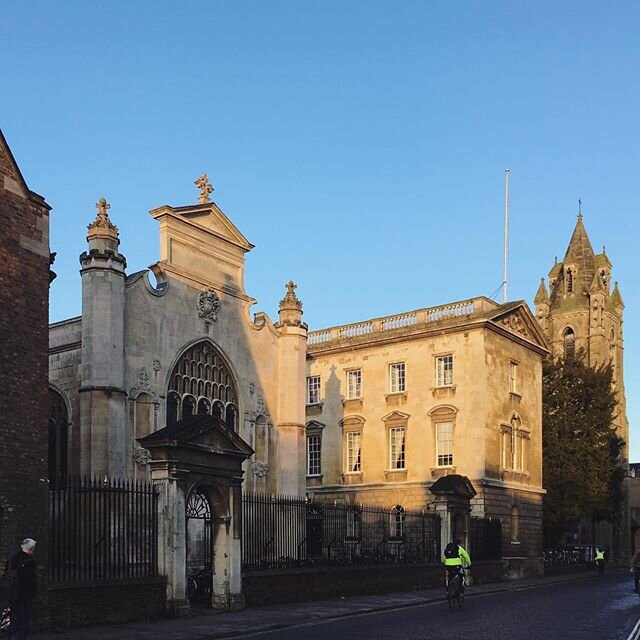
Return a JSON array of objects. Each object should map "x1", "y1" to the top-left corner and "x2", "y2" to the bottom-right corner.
[{"x1": 238, "y1": 570, "x2": 640, "y2": 640}]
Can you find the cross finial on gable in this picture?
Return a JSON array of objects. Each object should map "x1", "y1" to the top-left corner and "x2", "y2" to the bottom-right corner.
[
  {"x1": 286, "y1": 280, "x2": 297, "y2": 296},
  {"x1": 195, "y1": 174, "x2": 214, "y2": 204}
]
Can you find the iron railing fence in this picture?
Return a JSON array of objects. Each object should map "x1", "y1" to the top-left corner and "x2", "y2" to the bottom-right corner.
[
  {"x1": 470, "y1": 516, "x2": 502, "y2": 561},
  {"x1": 242, "y1": 492, "x2": 441, "y2": 571},
  {"x1": 543, "y1": 545, "x2": 594, "y2": 568},
  {"x1": 48, "y1": 476, "x2": 158, "y2": 583}
]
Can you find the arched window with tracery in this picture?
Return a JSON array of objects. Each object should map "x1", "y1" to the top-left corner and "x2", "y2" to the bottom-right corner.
[
  {"x1": 49, "y1": 388, "x2": 68, "y2": 486},
  {"x1": 563, "y1": 327, "x2": 576, "y2": 360},
  {"x1": 167, "y1": 342, "x2": 239, "y2": 430}
]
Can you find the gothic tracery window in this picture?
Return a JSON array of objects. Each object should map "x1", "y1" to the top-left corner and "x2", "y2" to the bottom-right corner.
[{"x1": 167, "y1": 342, "x2": 238, "y2": 429}]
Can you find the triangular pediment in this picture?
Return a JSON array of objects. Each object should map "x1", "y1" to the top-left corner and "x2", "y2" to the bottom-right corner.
[
  {"x1": 487, "y1": 302, "x2": 549, "y2": 353},
  {"x1": 382, "y1": 410, "x2": 411, "y2": 422},
  {"x1": 149, "y1": 202, "x2": 254, "y2": 252},
  {"x1": 138, "y1": 414, "x2": 253, "y2": 458}
]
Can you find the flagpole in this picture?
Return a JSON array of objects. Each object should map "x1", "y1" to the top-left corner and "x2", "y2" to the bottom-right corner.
[{"x1": 503, "y1": 169, "x2": 510, "y2": 304}]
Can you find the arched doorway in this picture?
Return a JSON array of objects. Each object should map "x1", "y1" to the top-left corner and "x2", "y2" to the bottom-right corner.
[{"x1": 186, "y1": 488, "x2": 212, "y2": 605}]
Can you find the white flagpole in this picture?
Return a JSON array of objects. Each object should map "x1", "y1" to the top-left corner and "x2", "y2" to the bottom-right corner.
[{"x1": 503, "y1": 169, "x2": 510, "y2": 304}]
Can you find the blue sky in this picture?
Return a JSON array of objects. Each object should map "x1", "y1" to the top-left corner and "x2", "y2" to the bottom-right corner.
[{"x1": 3, "y1": 1, "x2": 638, "y2": 456}]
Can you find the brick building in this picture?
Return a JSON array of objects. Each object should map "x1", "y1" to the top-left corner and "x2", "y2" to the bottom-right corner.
[{"x1": 0, "y1": 130, "x2": 52, "y2": 620}]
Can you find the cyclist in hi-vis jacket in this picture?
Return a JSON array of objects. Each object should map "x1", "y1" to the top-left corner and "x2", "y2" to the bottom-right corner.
[{"x1": 443, "y1": 538, "x2": 471, "y2": 592}]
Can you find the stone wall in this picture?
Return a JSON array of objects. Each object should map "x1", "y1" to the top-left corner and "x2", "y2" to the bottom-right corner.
[
  {"x1": 48, "y1": 578, "x2": 166, "y2": 629},
  {"x1": 0, "y1": 131, "x2": 51, "y2": 626},
  {"x1": 243, "y1": 560, "x2": 513, "y2": 606}
]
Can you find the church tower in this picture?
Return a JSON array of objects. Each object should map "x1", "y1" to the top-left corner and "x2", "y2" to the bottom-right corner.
[{"x1": 534, "y1": 212, "x2": 629, "y2": 462}]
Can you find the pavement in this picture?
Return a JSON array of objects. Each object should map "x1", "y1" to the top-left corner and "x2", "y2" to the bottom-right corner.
[{"x1": 34, "y1": 569, "x2": 598, "y2": 640}]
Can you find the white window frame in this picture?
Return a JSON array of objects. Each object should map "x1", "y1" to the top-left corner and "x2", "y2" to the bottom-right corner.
[
  {"x1": 501, "y1": 416, "x2": 529, "y2": 473},
  {"x1": 347, "y1": 369, "x2": 362, "y2": 400},
  {"x1": 436, "y1": 422, "x2": 453, "y2": 467},
  {"x1": 509, "y1": 361, "x2": 519, "y2": 394},
  {"x1": 389, "y1": 362, "x2": 406, "y2": 393},
  {"x1": 389, "y1": 426, "x2": 406, "y2": 470},
  {"x1": 436, "y1": 355, "x2": 454, "y2": 387},
  {"x1": 306, "y1": 433, "x2": 321, "y2": 476},
  {"x1": 306, "y1": 375, "x2": 321, "y2": 405},
  {"x1": 390, "y1": 505, "x2": 405, "y2": 538},
  {"x1": 346, "y1": 431, "x2": 362, "y2": 473}
]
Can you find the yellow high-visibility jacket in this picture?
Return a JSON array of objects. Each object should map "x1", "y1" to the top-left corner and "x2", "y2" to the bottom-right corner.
[
  {"x1": 444, "y1": 544, "x2": 471, "y2": 567},
  {"x1": 595, "y1": 550, "x2": 605, "y2": 561}
]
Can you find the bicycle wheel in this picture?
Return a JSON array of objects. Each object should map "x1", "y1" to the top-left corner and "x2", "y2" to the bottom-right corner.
[{"x1": 447, "y1": 580, "x2": 455, "y2": 609}]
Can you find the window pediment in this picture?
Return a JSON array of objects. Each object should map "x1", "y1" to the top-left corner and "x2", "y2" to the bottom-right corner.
[
  {"x1": 427, "y1": 404, "x2": 458, "y2": 417},
  {"x1": 382, "y1": 410, "x2": 410, "y2": 423},
  {"x1": 340, "y1": 415, "x2": 365, "y2": 430}
]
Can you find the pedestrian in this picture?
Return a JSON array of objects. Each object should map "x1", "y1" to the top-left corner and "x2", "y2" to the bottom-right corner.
[{"x1": 3, "y1": 538, "x2": 37, "y2": 640}]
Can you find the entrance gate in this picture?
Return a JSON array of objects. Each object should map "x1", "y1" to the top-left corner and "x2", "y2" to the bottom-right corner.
[{"x1": 186, "y1": 489, "x2": 212, "y2": 604}]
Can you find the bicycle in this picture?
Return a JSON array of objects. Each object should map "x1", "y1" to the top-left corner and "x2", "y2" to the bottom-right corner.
[
  {"x1": 187, "y1": 566, "x2": 212, "y2": 603},
  {"x1": 446, "y1": 568, "x2": 465, "y2": 609}
]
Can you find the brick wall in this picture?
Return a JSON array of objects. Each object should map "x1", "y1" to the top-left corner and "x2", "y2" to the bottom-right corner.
[{"x1": 0, "y1": 131, "x2": 51, "y2": 625}]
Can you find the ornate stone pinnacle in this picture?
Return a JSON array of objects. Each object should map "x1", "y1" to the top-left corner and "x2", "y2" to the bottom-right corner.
[
  {"x1": 279, "y1": 280, "x2": 302, "y2": 312},
  {"x1": 88, "y1": 196, "x2": 118, "y2": 234},
  {"x1": 195, "y1": 174, "x2": 214, "y2": 204}
]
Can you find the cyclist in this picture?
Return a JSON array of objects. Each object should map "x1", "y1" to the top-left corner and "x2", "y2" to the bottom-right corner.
[
  {"x1": 594, "y1": 547, "x2": 605, "y2": 575},
  {"x1": 443, "y1": 537, "x2": 471, "y2": 593}
]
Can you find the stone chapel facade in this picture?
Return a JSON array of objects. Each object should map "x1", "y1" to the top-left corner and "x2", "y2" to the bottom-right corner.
[
  {"x1": 49, "y1": 181, "x2": 308, "y2": 498},
  {"x1": 48, "y1": 181, "x2": 310, "y2": 610}
]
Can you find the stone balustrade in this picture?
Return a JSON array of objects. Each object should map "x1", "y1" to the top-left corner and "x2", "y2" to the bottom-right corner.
[{"x1": 307, "y1": 297, "x2": 493, "y2": 348}]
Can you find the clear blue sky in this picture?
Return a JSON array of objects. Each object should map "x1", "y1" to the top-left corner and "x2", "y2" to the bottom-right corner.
[{"x1": 3, "y1": 1, "x2": 638, "y2": 456}]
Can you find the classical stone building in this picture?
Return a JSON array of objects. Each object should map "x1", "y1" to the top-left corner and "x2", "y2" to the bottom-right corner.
[
  {"x1": 0, "y1": 130, "x2": 53, "y2": 623},
  {"x1": 304, "y1": 297, "x2": 549, "y2": 573},
  {"x1": 49, "y1": 178, "x2": 308, "y2": 610},
  {"x1": 534, "y1": 213, "x2": 630, "y2": 553}
]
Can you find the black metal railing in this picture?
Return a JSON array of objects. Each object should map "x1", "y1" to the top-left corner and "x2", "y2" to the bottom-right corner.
[
  {"x1": 48, "y1": 476, "x2": 158, "y2": 583},
  {"x1": 470, "y1": 516, "x2": 502, "y2": 561},
  {"x1": 242, "y1": 492, "x2": 441, "y2": 571}
]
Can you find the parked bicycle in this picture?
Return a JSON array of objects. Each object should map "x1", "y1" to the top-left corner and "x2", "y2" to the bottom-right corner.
[{"x1": 187, "y1": 566, "x2": 212, "y2": 603}]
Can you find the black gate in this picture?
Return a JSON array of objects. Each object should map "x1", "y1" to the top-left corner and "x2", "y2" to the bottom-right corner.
[
  {"x1": 306, "y1": 504, "x2": 323, "y2": 557},
  {"x1": 186, "y1": 490, "x2": 212, "y2": 603}
]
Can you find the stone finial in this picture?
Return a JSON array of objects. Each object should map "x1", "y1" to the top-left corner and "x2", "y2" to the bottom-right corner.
[
  {"x1": 87, "y1": 196, "x2": 119, "y2": 247},
  {"x1": 280, "y1": 280, "x2": 302, "y2": 309},
  {"x1": 88, "y1": 197, "x2": 118, "y2": 233},
  {"x1": 195, "y1": 174, "x2": 214, "y2": 204},
  {"x1": 278, "y1": 280, "x2": 303, "y2": 326}
]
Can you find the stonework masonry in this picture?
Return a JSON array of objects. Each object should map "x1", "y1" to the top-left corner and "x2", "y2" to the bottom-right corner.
[
  {"x1": 0, "y1": 130, "x2": 52, "y2": 625},
  {"x1": 305, "y1": 297, "x2": 549, "y2": 568}
]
